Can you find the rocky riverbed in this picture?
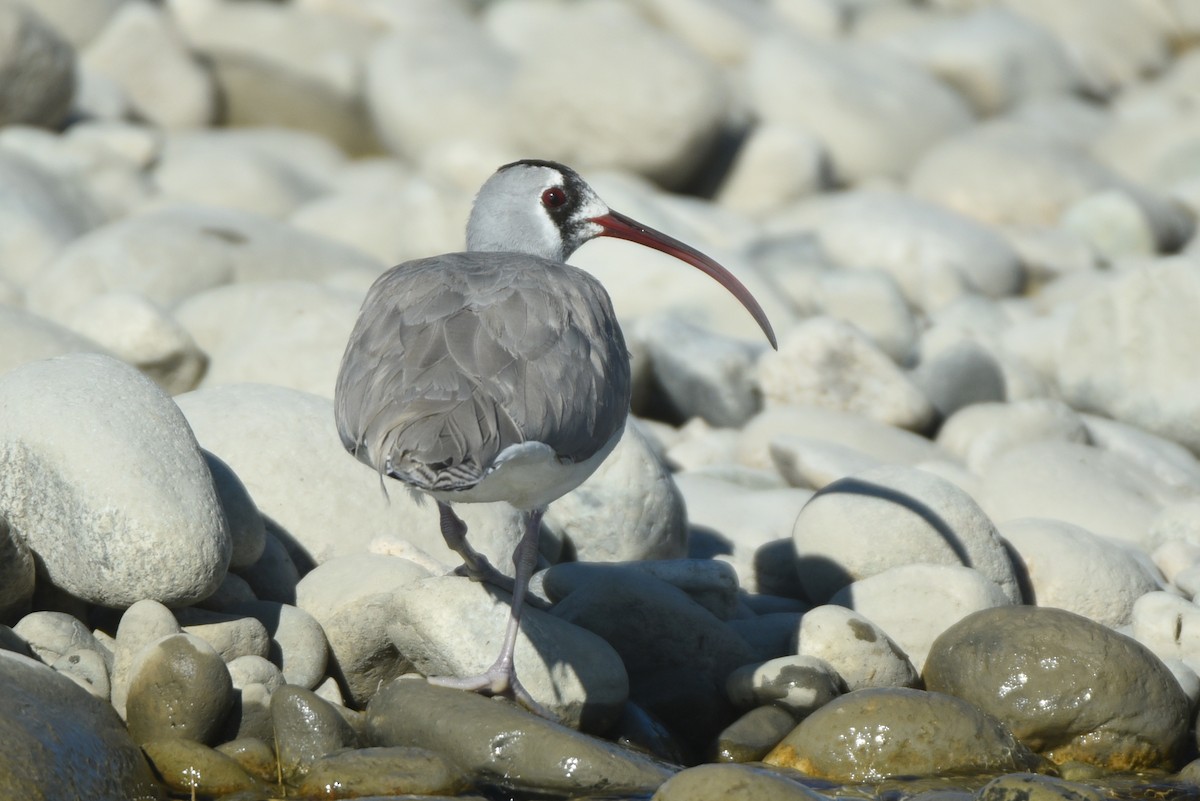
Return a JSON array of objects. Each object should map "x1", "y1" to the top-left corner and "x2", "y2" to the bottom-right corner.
[{"x1": 2, "y1": 0, "x2": 1200, "y2": 799}]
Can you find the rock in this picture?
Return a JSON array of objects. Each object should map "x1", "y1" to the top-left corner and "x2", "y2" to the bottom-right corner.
[
  {"x1": 64, "y1": 291, "x2": 207, "y2": 395},
  {"x1": 0, "y1": 0, "x2": 75, "y2": 127},
  {"x1": 924, "y1": 606, "x2": 1189, "y2": 769},
  {"x1": 634, "y1": 314, "x2": 766, "y2": 428},
  {"x1": 202, "y1": 452, "x2": 266, "y2": 570},
  {"x1": 544, "y1": 420, "x2": 687, "y2": 563},
  {"x1": 367, "y1": 678, "x2": 676, "y2": 797},
  {"x1": 713, "y1": 705, "x2": 800, "y2": 763},
  {"x1": 543, "y1": 559, "x2": 743, "y2": 622},
  {"x1": 0, "y1": 651, "x2": 163, "y2": 800},
  {"x1": 793, "y1": 464, "x2": 1020, "y2": 605},
  {"x1": 177, "y1": 383, "x2": 527, "y2": 574},
  {"x1": 0, "y1": 150, "x2": 105, "y2": 288},
  {"x1": 227, "y1": 681, "x2": 274, "y2": 743},
  {"x1": 977, "y1": 772, "x2": 1107, "y2": 801},
  {"x1": 1061, "y1": 190, "x2": 1159, "y2": 260},
  {"x1": 231, "y1": 601, "x2": 328, "y2": 690},
  {"x1": 389, "y1": 575, "x2": 628, "y2": 731},
  {"x1": 770, "y1": 437, "x2": 883, "y2": 491},
  {"x1": 504, "y1": 1, "x2": 728, "y2": 187},
  {"x1": 110, "y1": 599, "x2": 181, "y2": 718},
  {"x1": 1058, "y1": 259, "x2": 1200, "y2": 456},
  {"x1": 911, "y1": 339, "x2": 1007, "y2": 420},
  {"x1": 294, "y1": 552, "x2": 430, "y2": 706},
  {"x1": 747, "y1": 33, "x2": 973, "y2": 183},
  {"x1": 141, "y1": 738, "x2": 267, "y2": 798},
  {"x1": 0, "y1": 515, "x2": 34, "y2": 620},
  {"x1": 293, "y1": 746, "x2": 471, "y2": 799},
  {"x1": 728, "y1": 612, "x2": 806, "y2": 662},
  {"x1": 215, "y1": 737, "x2": 276, "y2": 784},
  {"x1": 880, "y1": 7, "x2": 1080, "y2": 115},
  {"x1": 550, "y1": 566, "x2": 755, "y2": 745},
  {"x1": 226, "y1": 655, "x2": 283, "y2": 693},
  {"x1": 1131, "y1": 591, "x2": 1200, "y2": 677},
  {"x1": 717, "y1": 124, "x2": 827, "y2": 215},
  {"x1": 999, "y1": 518, "x2": 1161, "y2": 628},
  {"x1": 637, "y1": 0, "x2": 773, "y2": 66},
  {"x1": 726, "y1": 655, "x2": 843, "y2": 715},
  {"x1": 936, "y1": 399, "x2": 1090, "y2": 475},
  {"x1": 12, "y1": 611, "x2": 107, "y2": 666},
  {"x1": 175, "y1": 279, "x2": 362, "y2": 398},
  {"x1": 25, "y1": 204, "x2": 382, "y2": 326},
  {"x1": 674, "y1": 471, "x2": 812, "y2": 595},
  {"x1": 653, "y1": 762, "x2": 826, "y2": 801},
  {"x1": 1083, "y1": 414, "x2": 1200, "y2": 497},
  {"x1": 0, "y1": 354, "x2": 231, "y2": 607},
  {"x1": 176, "y1": 609, "x2": 271, "y2": 664},
  {"x1": 15, "y1": 0, "x2": 128, "y2": 47},
  {"x1": 763, "y1": 687, "x2": 1041, "y2": 780},
  {"x1": 271, "y1": 684, "x2": 357, "y2": 780},
  {"x1": 979, "y1": 440, "x2": 1165, "y2": 547},
  {"x1": 796, "y1": 605, "x2": 919, "y2": 691},
  {"x1": 233, "y1": 527, "x2": 301, "y2": 605},
  {"x1": 740, "y1": 405, "x2": 943, "y2": 472},
  {"x1": 80, "y1": 1, "x2": 216, "y2": 129},
  {"x1": 0, "y1": 304, "x2": 110, "y2": 379},
  {"x1": 51, "y1": 646, "x2": 111, "y2": 699},
  {"x1": 124, "y1": 633, "x2": 235, "y2": 746},
  {"x1": 831, "y1": 564, "x2": 1015, "y2": 671},
  {"x1": 767, "y1": 190, "x2": 1024, "y2": 310},
  {"x1": 758, "y1": 317, "x2": 935, "y2": 432}
]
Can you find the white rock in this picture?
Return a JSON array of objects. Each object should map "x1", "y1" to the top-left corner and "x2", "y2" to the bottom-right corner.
[
  {"x1": 502, "y1": 1, "x2": 728, "y2": 187},
  {"x1": 0, "y1": 515, "x2": 34, "y2": 619},
  {"x1": 979, "y1": 440, "x2": 1165, "y2": 547},
  {"x1": 227, "y1": 654, "x2": 284, "y2": 692},
  {"x1": 0, "y1": 150, "x2": 104, "y2": 288},
  {"x1": 664, "y1": 419, "x2": 740, "y2": 472},
  {"x1": 232, "y1": 600, "x2": 328, "y2": 690},
  {"x1": 798, "y1": 269, "x2": 918, "y2": 365},
  {"x1": 81, "y1": 1, "x2": 216, "y2": 129},
  {"x1": 1058, "y1": 258, "x2": 1200, "y2": 456},
  {"x1": 202, "y1": 452, "x2": 266, "y2": 570},
  {"x1": 830, "y1": 564, "x2": 1014, "y2": 671},
  {"x1": 544, "y1": 421, "x2": 686, "y2": 564},
  {"x1": 1060, "y1": 190, "x2": 1159, "y2": 260},
  {"x1": 0, "y1": 0, "x2": 75, "y2": 127},
  {"x1": 16, "y1": 0, "x2": 128, "y2": 47},
  {"x1": 175, "y1": 280, "x2": 362, "y2": 399},
  {"x1": 936, "y1": 399, "x2": 1090, "y2": 476},
  {"x1": 674, "y1": 471, "x2": 812, "y2": 595},
  {"x1": 65, "y1": 291, "x2": 207, "y2": 395},
  {"x1": 52, "y1": 647, "x2": 110, "y2": 699},
  {"x1": 388, "y1": 575, "x2": 628, "y2": 729},
  {"x1": 0, "y1": 354, "x2": 231, "y2": 607},
  {"x1": 0, "y1": 304, "x2": 109, "y2": 378},
  {"x1": 747, "y1": 32, "x2": 973, "y2": 183},
  {"x1": 177, "y1": 609, "x2": 271, "y2": 664},
  {"x1": 295, "y1": 552, "x2": 430, "y2": 706},
  {"x1": 176, "y1": 383, "x2": 526, "y2": 572},
  {"x1": 26, "y1": 204, "x2": 382, "y2": 325},
  {"x1": 770, "y1": 437, "x2": 883, "y2": 491},
  {"x1": 911, "y1": 339, "x2": 1007, "y2": 420},
  {"x1": 793, "y1": 464, "x2": 1020, "y2": 605},
  {"x1": 879, "y1": 7, "x2": 1080, "y2": 115},
  {"x1": 795, "y1": 604, "x2": 919, "y2": 691},
  {"x1": 999, "y1": 518, "x2": 1162, "y2": 628},
  {"x1": 758, "y1": 317, "x2": 935, "y2": 432},
  {"x1": 109, "y1": 599, "x2": 181, "y2": 718},
  {"x1": 12, "y1": 611, "x2": 107, "y2": 666},
  {"x1": 636, "y1": 0, "x2": 772, "y2": 65},
  {"x1": 1149, "y1": 501, "x2": 1200, "y2": 551},
  {"x1": 634, "y1": 314, "x2": 765, "y2": 428},
  {"x1": 1152, "y1": 538, "x2": 1200, "y2": 588},
  {"x1": 717, "y1": 125, "x2": 827, "y2": 215},
  {"x1": 1082, "y1": 414, "x2": 1200, "y2": 498},
  {"x1": 725, "y1": 655, "x2": 842, "y2": 714},
  {"x1": 737, "y1": 404, "x2": 943, "y2": 471},
  {"x1": 544, "y1": 559, "x2": 743, "y2": 622},
  {"x1": 1131, "y1": 591, "x2": 1200, "y2": 677},
  {"x1": 765, "y1": 190, "x2": 1023, "y2": 310}
]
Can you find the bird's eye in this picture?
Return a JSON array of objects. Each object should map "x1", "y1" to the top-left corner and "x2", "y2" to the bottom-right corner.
[{"x1": 541, "y1": 187, "x2": 568, "y2": 209}]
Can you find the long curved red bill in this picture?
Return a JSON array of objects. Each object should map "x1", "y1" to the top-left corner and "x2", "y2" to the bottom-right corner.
[{"x1": 591, "y1": 210, "x2": 778, "y2": 349}]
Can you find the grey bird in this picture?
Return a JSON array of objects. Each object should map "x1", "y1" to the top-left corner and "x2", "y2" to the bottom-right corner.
[{"x1": 334, "y1": 159, "x2": 776, "y2": 715}]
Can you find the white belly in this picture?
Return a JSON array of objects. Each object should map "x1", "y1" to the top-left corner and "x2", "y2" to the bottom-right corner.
[{"x1": 427, "y1": 426, "x2": 625, "y2": 510}]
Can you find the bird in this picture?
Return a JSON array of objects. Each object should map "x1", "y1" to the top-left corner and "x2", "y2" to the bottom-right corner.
[{"x1": 334, "y1": 158, "x2": 777, "y2": 716}]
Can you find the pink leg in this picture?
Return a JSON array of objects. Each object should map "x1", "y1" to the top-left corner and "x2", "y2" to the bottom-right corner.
[{"x1": 437, "y1": 501, "x2": 515, "y2": 593}]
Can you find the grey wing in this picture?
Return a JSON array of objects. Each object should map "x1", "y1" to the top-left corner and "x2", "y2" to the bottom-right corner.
[{"x1": 333, "y1": 253, "x2": 631, "y2": 490}]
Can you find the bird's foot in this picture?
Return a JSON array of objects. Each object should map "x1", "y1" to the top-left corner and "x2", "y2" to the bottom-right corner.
[
  {"x1": 427, "y1": 665, "x2": 555, "y2": 720},
  {"x1": 451, "y1": 558, "x2": 516, "y2": 593}
]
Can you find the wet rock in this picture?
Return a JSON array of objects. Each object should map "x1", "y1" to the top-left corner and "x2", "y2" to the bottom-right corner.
[
  {"x1": 295, "y1": 552, "x2": 431, "y2": 706},
  {"x1": 793, "y1": 464, "x2": 1020, "y2": 605},
  {"x1": 763, "y1": 687, "x2": 1042, "y2": 780},
  {"x1": 726, "y1": 655, "x2": 843, "y2": 716},
  {"x1": 713, "y1": 704, "x2": 799, "y2": 763},
  {"x1": 0, "y1": 354, "x2": 231, "y2": 607},
  {"x1": 141, "y1": 738, "x2": 269, "y2": 798},
  {"x1": 292, "y1": 746, "x2": 470, "y2": 799},
  {"x1": 0, "y1": 651, "x2": 162, "y2": 800},
  {"x1": 924, "y1": 606, "x2": 1189, "y2": 770},
  {"x1": 653, "y1": 762, "x2": 825, "y2": 801},
  {"x1": 367, "y1": 678, "x2": 676, "y2": 797},
  {"x1": 796, "y1": 605, "x2": 919, "y2": 691},
  {"x1": 389, "y1": 575, "x2": 628, "y2": 732},
  {"x1": 125, "y1": 633, "x2": 235, "y2": 746},
  {"x1": 271, "y1": 684, "x2": 357, "y2": 780},
  {"x1": 977, "y1": 772, "x2": 1106, "y2": 801},
  {"x1": 215, "y1": 737, "x2": 277, "y2": 784},
  {"x1": 110, "y1": 599, "x2": 181, "y2": 717}
]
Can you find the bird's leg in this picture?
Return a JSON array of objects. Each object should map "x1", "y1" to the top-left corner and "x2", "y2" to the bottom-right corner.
[
  {"x1": 428, "y1": 507, "x2": 554, "y2": 719},
  {"x1": 437, "y1": 501, "x2": 515, "y2": 593}
]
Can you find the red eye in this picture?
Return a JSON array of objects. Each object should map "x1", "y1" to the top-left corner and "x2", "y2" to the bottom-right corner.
[{"x1": 541, "y1": 187, "x2": 568, "y2": 209}]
